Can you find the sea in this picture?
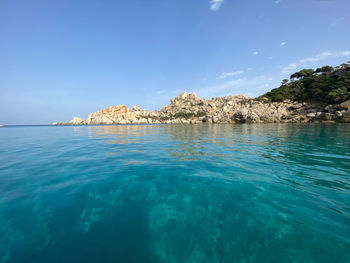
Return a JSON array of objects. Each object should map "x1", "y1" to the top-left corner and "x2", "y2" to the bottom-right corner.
[{"x1": 0, "y1": 124, "x2": 349, "y2": 263}]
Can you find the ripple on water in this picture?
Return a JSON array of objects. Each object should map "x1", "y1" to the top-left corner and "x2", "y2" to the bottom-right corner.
[{"x1": 0, "y1": 124, "x2": 349, "y2": 263}]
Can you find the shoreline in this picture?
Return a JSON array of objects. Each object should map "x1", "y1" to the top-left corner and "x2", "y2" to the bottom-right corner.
[
  {"x1": 53, "y1": 92, "x2": 350, "y2": 125},
  {"x1": 3, "y1": 122, "x2": 350, "y2": 128}
]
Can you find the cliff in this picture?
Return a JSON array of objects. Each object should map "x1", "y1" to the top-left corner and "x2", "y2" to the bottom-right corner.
[
  {"x1": 53, "y1": 62, "x2": 350, "y2": 125},
  {"x1": 53, "y1": 92, "x2": 350, "y2": 125}
]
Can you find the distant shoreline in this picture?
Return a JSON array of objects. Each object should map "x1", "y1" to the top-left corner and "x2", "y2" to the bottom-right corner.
[
  {"x1": 53, "y1": 91, "x2": 350, "y2": 125},
  {"x1": 2, "y1": 123, "x2": 350, "y2": 128}
]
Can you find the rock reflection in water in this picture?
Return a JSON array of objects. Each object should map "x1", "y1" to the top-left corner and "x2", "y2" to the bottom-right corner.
[{"x1": 1, "y1": 124, "x2": 348, "y2": 262}]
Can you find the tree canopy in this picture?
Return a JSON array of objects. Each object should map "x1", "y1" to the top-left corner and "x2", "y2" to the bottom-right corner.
[
  {"x1": 290, "y1": 69, "x2": 315, "y2": 80},
  {"x1": 260, "y1": 62, "x2": 350, "y2": 103},
  {"x1": 315, "y1": 66, "x2": 333, "y2": 73}
]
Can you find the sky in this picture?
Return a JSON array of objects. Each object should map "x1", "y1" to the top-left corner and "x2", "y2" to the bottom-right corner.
[{"x1": 0, "y1": 0, "x2": 350, "y2": 124}]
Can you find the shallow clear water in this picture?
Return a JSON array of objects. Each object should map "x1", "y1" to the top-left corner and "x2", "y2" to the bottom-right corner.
[{"x1": 0, "y1": 124, "x2": 349, "y2": 263}]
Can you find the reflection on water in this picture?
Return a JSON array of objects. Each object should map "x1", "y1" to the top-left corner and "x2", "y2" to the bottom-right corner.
[
  {"x1": 0, "y1": 124, "x2": 349, "y2": 263},
  {"x1": 87, "y1": 125, "x2": 160, "y2": 145}
]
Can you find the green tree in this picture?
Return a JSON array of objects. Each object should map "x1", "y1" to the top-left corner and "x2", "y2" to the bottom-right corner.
[
  {"x1": 316, "y1": 66, "x2": 333, "y2": 73},
  {"x1": 290, "y1": 69, "x2": 315, "y2": 80},
  {"x1": 261, "y1": 62, "x2": 350, "y2": 103},
  {"x1": 282, "y1": 79, "x2": 289, "y2": 85},
  {"x1": 328, "y1": 87, "x2": 349, "y2": 102}
]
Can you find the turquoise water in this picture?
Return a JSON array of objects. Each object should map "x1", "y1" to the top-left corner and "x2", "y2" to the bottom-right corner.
[{"x1": 0, "y1": 124, "x2": 349, "y2": 263}]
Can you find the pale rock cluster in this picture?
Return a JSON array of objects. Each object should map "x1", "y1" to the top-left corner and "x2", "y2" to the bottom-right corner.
[{"x1": 53, "y1": 92, "x2": 350, "y2": 125}]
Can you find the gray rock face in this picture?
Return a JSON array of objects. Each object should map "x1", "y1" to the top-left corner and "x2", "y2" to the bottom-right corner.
[{"x1": 53, "y1": 92, "x2": 350, "y2": 125}]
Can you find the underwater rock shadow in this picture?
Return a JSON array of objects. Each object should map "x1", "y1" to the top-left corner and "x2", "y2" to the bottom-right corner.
[{"x1": 18, "y1": 200, "x2": 160, "y2": 263}]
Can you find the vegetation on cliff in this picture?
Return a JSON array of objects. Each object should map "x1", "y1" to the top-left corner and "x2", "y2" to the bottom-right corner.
[
  {"x1": 147, "y1": 111, "x2": 207, "y2": 121},
  {"x1": 54, "y1": 63, "x2": 350, "y2": 125},
  {"x1": 261, "y1": 62, "x2": 350, "y2": 103}
]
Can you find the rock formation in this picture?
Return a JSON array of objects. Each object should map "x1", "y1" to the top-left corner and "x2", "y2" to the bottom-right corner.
[{"x1": 53, "y1": 92, "x2": 350, "y2": 125}]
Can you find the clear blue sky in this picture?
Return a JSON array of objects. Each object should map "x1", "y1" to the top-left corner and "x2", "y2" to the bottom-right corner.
[{"x1": 1, "y1": 0, "x2": 349, "y2": 124}]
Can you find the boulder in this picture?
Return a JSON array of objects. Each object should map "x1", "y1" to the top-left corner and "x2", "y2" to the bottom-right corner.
[
  {"x1": 70, "y1": 117, "x2": 86, "y2": 125},
  {"x1": 306, "y1": 113, "x2": 316, "y2": 118},
  {"x1": 336, "y1": 100, "x2": 350, "y2": 110},
  {"x1": 335, "y1": 111, "x2": 343, "y2": 118},
  {"x1": 131, "y1": 105, "x2": 140, "y2": 111},
  {"x1": 212, "y1": 116, "x2": 219, "y2": 123},
  {"x1": 342, "y1": 110, "x2": 350, "y2": 122}
]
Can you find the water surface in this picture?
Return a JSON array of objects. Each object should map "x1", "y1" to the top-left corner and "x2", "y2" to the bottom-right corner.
[{"x1": 0, "y1": 124, "x2": 349, "y2": 262}]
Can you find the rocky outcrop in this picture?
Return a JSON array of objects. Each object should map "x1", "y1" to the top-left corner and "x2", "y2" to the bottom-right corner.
[
  {"x1": 70, "y1": 117, "x2": 86, "y2": 125},
  {"x1": 53, "y1": 92, "x2": 350, "y2": 125}
]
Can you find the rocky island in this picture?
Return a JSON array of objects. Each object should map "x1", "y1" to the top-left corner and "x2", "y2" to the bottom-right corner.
[{"x1": 54, "y1": 62, "x2": 350, "y2": 125}]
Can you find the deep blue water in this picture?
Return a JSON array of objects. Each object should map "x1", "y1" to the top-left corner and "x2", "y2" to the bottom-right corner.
[{"x1": 0, "y1": 124, "x2": 349, "y2": 263}]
